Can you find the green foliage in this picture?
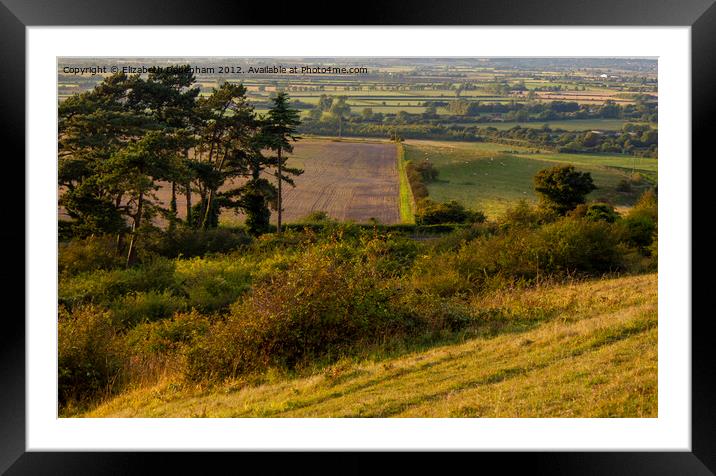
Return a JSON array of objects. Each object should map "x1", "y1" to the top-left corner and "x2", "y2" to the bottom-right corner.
[
  {"x1": 416, "y1": 199, "x2": 486, "y2": 225},
  {"x1": 534, "y1": 165, "x2": 597, "y2": 215},
  {"x1": 59, "y1": 257, "x2": 178, "y2": 309},
  {"x1": 234, "y1": 178, "x2": 275, "y2": 236},
  {"x1": 109, "y1": 291, "x2": 187, "y2": 328},
  {"x1": 533, "y1": 218, "x2": 625, "y2": 274},
  {"x1": 297, "y1": 210, "x2": 334, "y2": 224},
  {"x1": 618, "y1": 189, "x2": 657, "y2": 254},
  {"x1": 140, "y1": 227, "x2": 252, "y2": 259},
  {"x1": 57, "y1": 201, "x2": 656, "y2": 409},
  {"x1": 499, "y1": 200, "x2": 550, "y2": 229},
  {"x1": 175, "y1": 256, "x2": 253, "y2": 313},
  {"x1": 124, "y1": 310, "x2": 210, "y2": 356},
  {"x1": 570, "y1": 202, "x2": 621, "y2": 223},
  {"x1": 58, "y1": 306, "x2": 124, "y2": 407},
  {"x1": 412, "y1": 160, "x2": 439, "y2": 183},
  {"x1": 184, "y1": 243, "x2": 416, "y2": 381},
  {"x1": 59, "y1": 236, "x2": 124, "y2": 275},
  {"x1": 405, "y1": 160, "x2": 429, "y2": 200}
]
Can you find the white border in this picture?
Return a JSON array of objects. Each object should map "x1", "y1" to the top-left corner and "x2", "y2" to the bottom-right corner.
[{"x1": 27, "y1": 27, "x2": 690, "y2": 451}]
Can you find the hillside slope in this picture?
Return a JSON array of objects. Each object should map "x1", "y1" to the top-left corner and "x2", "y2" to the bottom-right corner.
[{"x1": 85, "y1": 273, "x2": 657, "y2": 418}]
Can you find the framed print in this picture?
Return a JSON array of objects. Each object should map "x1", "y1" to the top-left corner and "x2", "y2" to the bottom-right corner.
[{"x1": 3, "y1": 0, "x2": 715, "y2": 473}]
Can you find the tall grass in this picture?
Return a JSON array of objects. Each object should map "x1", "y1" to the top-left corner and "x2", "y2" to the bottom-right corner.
[{"x1": 58, "y1": 202, "x2": 657, "y2": 413}]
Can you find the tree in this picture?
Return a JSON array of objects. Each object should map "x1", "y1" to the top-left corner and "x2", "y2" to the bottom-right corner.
[
  {"x1": 534, "y1": 165, "x2": 596, "y2": 215},
  {"x1": 102, "y1": 131, "x2": 187, "y2": 266},
  {"x1": 59, "y1": 73, "x2": 143, "y2": 238},
  {"x1": 317, "y1": 94, "x2": 333, "y2": 112},
  {"x1": 329, "y1": 96, "x2": 351, "y2": 138},
  {"x1": 126, "y1": 65, "x2": 199, "y2": 230},
  {"x1": 192, "y1": 82, "x2": 256, "y2": 229},
  {"x1": 264, "y1": 92, "x2": 304, "y2": 234},
  {"x1": 218, "y1": 123, "x2": 277, "y2": 236},
  {"x1": 233, "y1": 178, "x2": 275, "y2": 235}
]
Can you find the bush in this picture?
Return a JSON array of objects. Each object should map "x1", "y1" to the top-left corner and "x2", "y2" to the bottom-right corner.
[
  {"x1": 412, "y1": 160, "x2": 439, "y2": 182},
  {"x1": 297, "y1": 211, "x2": 335, "y2": 224},
  {"x1": 361, "y1": 233, "x2": 420, "y2": 277},
  {"x1": 499, "y1": 200, "x2": 549, "y2": 229},
  {"x1": 175, "y1": 256, "x2": 253, "y2": 313},
  {"x1": 140, "y1": 227, "x2": 252, "y2": 259},
  {"x1": 533, "y1": 218, "x2": 625, "y2": 274},
  {"x1": 59, "y1": 236, "x2": 123, "y2": 275},
  {"x1": 125, "y1": 310, "x2": 210, "y2": 356},
  {"x1": 58, "y1": 306, "x2": 124, "y2": 407},
  {"x1": 59, "y1": 257, "x2": 178, "y2": 309},
  {"x1": 569, "y1": 202, "x2": 620, "y2": 223},
  {"x1": 619, "y1": 213, "x2": 657, "y2": 251},
  {"x1": 184, "y1": 243, "x2": 419, "y2": 381},
  {"x1": 619, "y1": 189, "x2": 657, "y2": 253},
  {"x1": 109, "y1": 291, "x2": 187, "y2": 328},
  {"x1": 417, "y1": 217, "x2": 626, "y2": 294},
  {"x1": 416, "y1": 199, "x2": 486, "y2": 225}
]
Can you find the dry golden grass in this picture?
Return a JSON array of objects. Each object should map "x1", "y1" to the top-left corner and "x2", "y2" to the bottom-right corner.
[{"x1": 83, "y1": 273, "x2": 657, "y2": 418}]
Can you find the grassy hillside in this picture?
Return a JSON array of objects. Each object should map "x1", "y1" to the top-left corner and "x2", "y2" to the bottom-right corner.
[
  {"x1": 405, "y1": 140, "x2": 654, "y2": 218},
  {"x1": 84, "y1": 273, "x2": 657, "y2": 418}
]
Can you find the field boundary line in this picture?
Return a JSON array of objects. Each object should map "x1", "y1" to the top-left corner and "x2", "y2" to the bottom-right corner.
[{"x1": 396, "y1": 142, "x2": 416, "y2": 224}]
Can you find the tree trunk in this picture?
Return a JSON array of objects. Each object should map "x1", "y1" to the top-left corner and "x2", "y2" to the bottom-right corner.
[
  {"x1": 202, "y1": 189, "x2": 215, "y2": 230},
  {"x1": 202, "y1": 146, "x2": 229, "y2": 230},
  {"x1": 126, "y1": 191, "x2": 143, "y2": 268},
  {"x1": 185, "y1": 181, "x2": 192, "y2": 226},
  {"x1": 277, "y1": 147, "x2": 283, "y2": 235},
  {"x1": 169, "y1": 181, "x2": 177, "y2": 230},
  {"x1": 115, "y1": 233, "x2": 124, "y2": 256}
]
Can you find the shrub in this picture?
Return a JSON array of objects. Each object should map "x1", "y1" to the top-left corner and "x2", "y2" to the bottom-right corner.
[
  {"x1": 59, "y1": 236, "x2": 123, "y2": 275},
  {"x1": 613, "y1": 188, "x2": 657, "y2": 254},
  {"x1": 619, "y1": 213, "x2": 657, "y2": 251},
  {"x1": 416, "y1": 199, "x2": 486, "y2": 225},
  {"x1": 184, "y1": 244, "x2": 418, "y2": 381},
  {"x1": 59, "y1": 257, "x2": 178, "y2": 309},
  {"x1": 423, "y1": 217, "x2": 626, "y2": 292},
  {"x1": 412, "y1": 160, "x2": 439, "y2": 182},
  {"x1": 569, "y1": 203, "x2": 620, "y2": 223},
  {"x1": 109, "y1": 291, "x2": 187, "y2": 328},
  {"x1": 428, "y1": 222, "x2": 495, "y2": 253},
  {"x1": 499, "y1": 200, "x2": 548, "y2": 229},
  {"x1": 125, "y1": 310, "x2": 210, "y2": 356},
  {"x1": 175, "y1": 256, "x2": 253, "y2": 313},
  {"x1": 533, "y1": 218, "x2": 624, "y2": 274},
  {"x1": 411, "y1": 252, "x2": 473, "y2": 297},
  {"x1": 58, "y1": 306, "x2": 124, "y2": 407},
  {"x1": 361, "y1": 234, "x2": 420, "y2": 277},
  {"x1": 297, "y1": 211, "x2": 335, "y2": 224},
  {"x1": 140, "y1": 227, "x2": 252, "y2": 259}
]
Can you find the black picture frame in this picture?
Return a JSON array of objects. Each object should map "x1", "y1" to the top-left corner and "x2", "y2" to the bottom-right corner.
[{"x1": 2, "y1": 0, "x2": 713, "y2": 473}]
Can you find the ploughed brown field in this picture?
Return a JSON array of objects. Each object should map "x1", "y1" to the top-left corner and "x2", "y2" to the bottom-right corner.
[{"x1": 59, "y1": 139, "x2": 402, "y2": 225}]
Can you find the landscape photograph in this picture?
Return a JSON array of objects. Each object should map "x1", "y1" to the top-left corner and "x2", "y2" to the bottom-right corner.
[{"x1": 57, "y1": 57, "x2": 658, "y2": 418}]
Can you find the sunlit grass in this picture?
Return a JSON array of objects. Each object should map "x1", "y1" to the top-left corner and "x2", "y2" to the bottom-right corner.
[{"x1": 84, "y1": 273, "x2": 657, "y2": 418}]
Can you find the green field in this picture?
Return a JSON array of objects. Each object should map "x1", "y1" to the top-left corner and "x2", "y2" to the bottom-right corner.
[
  {"x1": 404, "y1": 140, "x2": 655, "y2": 218},
  {"x1": 84, "y1": 273, "x2": 657, "y2": 418}
]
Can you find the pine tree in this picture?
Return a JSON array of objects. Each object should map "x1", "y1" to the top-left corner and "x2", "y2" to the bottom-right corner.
[{"x1": 264, "y1": 92, "x2": 303, "y2": 234}]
